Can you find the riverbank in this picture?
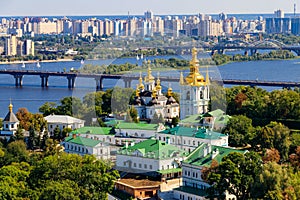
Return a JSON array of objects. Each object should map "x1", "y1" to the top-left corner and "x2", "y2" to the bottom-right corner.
[{"x1": 0, "y1": 58, "x2": 75, "y2": 65}]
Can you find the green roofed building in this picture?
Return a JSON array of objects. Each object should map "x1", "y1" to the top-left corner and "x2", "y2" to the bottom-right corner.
[
  {"x1": 61, "y1": 134, "x2": 110, "y2": 159},
  {"x1": 180, "y1": 109, "x2": 231, "y2": 131},
  {"x1": 106, "y1": 120, "x2": 165, "y2": 138},
  {"x1": 157, "y1": 126, "x2": 228, "y2": 153},
  {"x1": 116, "y1": 138, "x2": 189, "y2": 179},
  {"x1": 173, "y1": 143, "x2": 247, "y2": 200}
]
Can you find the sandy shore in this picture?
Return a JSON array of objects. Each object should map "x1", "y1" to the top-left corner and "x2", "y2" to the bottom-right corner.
[{"x1": 0, "y1": 59, "x2": 75, "y2": 65}]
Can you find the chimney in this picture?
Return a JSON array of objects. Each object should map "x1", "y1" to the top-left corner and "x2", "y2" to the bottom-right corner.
[
  {"x1": 212, "y1": 148, "x2": 219, "y2": 159},
  {"x1": 131, "y1": 141, "x2": 135, "y2": 147},
  {"x1": 72, "y1": 134, "x2": 76, "y2": 139},
  {"x1": 125, "y1": 141, "x2": 128, "y2": 148}
]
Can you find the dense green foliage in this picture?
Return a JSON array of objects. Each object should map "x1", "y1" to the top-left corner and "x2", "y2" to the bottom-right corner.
[
  {"x1": 212, "y1": 50, "x2": 296, "y2": 65},
  {"x1": 39, "y1": 87, "x2": 135, "y2": 125},
  {"x1": 0, "y1": 141, "x2": 119, "y2": 200}
]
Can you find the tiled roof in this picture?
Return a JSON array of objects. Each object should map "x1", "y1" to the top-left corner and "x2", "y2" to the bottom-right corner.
[
  {"x1": 71, "y1": 126, "x2": 112, "y2": 135},
  {"x1": 118, "y1": 138, "x2": 188, "y2": 159},
  {"x1": 3, "y1": 111, "x2": 19, "y2": 123},
  {"x1": 44, "y1": 114, "x2": 84, "y2": 124},
  {"x1": 64, "y1": 136, "x2": 102, "y2": 147},
  {"x1": 159, "y1": 126, "x2": 227, "y2": 140},
  {"x1": 183, "y1": 144, "x2": 246, "y2": 167}
]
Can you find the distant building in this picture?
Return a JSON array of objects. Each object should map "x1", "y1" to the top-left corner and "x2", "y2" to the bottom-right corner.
[
  {"x1": 61, "y1": 134, "x2": 110, "y2": 159},
  {"x1": 173, "y1": 144, "x2": 246, "y2": 200},
  {"x1": 266, "y1": 18, "x2": 291, "y2": 34},
  {"x1": 116, "y1": 138, "x2": 188, "y2": 179},
  {"x1": 24, "y1": 40, "x2": 35, "y2": 56},
  {"x1": 44, "y1": 114, "x2": 85, "y2": 136},
  {"x1": 274, "y1": 9, "x2": 285, "y2": 18},
  {"x1": 5, "y1": 35, "x2": 17, "y2": 56},
  {"x1": 291, "y1": 17, "x2": 300, "y2": 35},
  {"x1": 0, "y1": 102, "x2": 19, "y2": 138}
]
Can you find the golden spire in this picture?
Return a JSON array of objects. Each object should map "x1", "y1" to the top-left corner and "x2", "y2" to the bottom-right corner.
[
  {"x1": 135, "y1": 84, "x2": 140, "y2": 97},
  {"x1": 138, "y1": 72, "x2": 144, "y2": 90},
  {"x1": 144, "y1": 60, "x2": 155, "y2": 83},
  {"x1": 9, "y1": 99, "x2": 13, "y2": 113},
  {"x1": 152, "y1": 87, "x2": 157, "y2": 98},
  {"x1": 179, "y1": 72, "x2": 185, "y2": 85},
  {"x1": 185, "y1": 47, "x2": 205, "y2": 86},
  {"x1": 156, "y1": 72, "x2": 162, "y2": 91},
  {"x1": 167, "y1": 84, "x2": 173, "y2": 97},
  {"x1": 205, "y1": 66, "x2": 210, "y2": 85}
]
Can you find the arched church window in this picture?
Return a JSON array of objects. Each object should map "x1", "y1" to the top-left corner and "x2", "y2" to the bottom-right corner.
[
  {"x1": 186, "y1": 91, "x2": 190, "y2": 100},
  {"x1": 200, "y1": 91, "x2": 203, "y2": 99}
]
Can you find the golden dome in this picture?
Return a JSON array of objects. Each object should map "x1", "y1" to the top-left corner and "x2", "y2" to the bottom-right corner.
[
  {"x1": 144, "y1": 60, "x2": 155, "y2": 83},
  {"x1": 138, "y1": 72, "x2": 145, "y2": 90},
  {"x1": 8, "y1": 103, "x2": 13, "y2": 113},
  {"x1": 156, "y1": 73, "x2": 162, "y2": 90},
  {"x1": 167, "y1": 87, "x2": 173, "y2": 97},
  {"x1": 184, "y1": 47, "x2": 206, "y2": 86}
]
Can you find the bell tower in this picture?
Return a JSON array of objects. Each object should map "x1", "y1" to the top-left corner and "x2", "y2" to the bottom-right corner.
[{"x1": 179, "y1": 47, "x2": 210, "y2": 119}]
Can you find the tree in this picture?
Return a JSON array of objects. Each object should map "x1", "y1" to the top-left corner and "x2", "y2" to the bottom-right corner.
[
  {"x1": 39, "y1": 180, "x2": 80, "y2": 200},
  {"x1": 262, "y1": 148, "x2": 280, "y2": 163},
  {"x1": 16, "y1": 108, "x2": 32, "y2": 131},
  {"x1": 207, "y1": 152, "x2": 262, "y2": 200},
  {"x1": 222, "y1": 115, "x2": 254, "y2": 147},
  {"x1": 257, "y1": 162, "x2": 300, "y2": 199},
  {"x1": 28, "y1": 153, "x2": 119, "y2": 199},
  {"x1": 3, "y1": 141, "x2": 29, "y2": 166},
  {"x1": 39, "y1": 102, "x2": 57, "y2": 116},
  {"x1": 52, "y1": 126, "x2": 62, "y2": 141},
  {"x1": 259, "y1": 122, "x2": 291, "y2": 161},
  {"x1": 129, "y1": 107, "x2": 139, "y2": 123}
]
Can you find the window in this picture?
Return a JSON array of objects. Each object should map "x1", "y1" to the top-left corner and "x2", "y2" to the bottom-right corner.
[
  {"x1": 139, "y1": 164, "x2": 142, "y2": 168},
  {"x1": 11, "y1": 124, "x2": 14, "y2": 128},
  {"x1": 6, "y1": 124, "x2": 8, "y2": 129},
  {"x1": 134, "y1": 163, "x2": 136, "y2": 167},
  {"x1": 144, "y1": 164, "x2": 147, "y2": 169},
  {"x1": 149, "y1": 165, "x2": 152, "y2": 170},
  {"x1": 78, "y1": 147, "x2": 81, "y2": 152},
  {"x1": 200, "y1": 91, "x2": 203, "y2": 99},
  {"x1": 168, "y1": 109, "x2": 170, "y2": 113},
  {"x1": 193, "y1": 141, "x2": 195, "y2": 146},
  {"x1": 123, "y1": 162, "x2": 126, "y2": 166},
  {"x1": 186, "y1": 91, "x2": 190, "y2": 100},
  {"x1": 50, "y1": 125, "x2": 53, "y2": 128}
]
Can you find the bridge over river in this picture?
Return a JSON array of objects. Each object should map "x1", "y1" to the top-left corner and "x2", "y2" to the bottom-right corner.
[{"x1": 0, "y1": 70, "x2": 299, "y2": 90}]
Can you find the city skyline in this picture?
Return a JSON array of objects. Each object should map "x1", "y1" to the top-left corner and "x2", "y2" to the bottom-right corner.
[{"x1": 0, "y1": 0, "x2": 298, "y2": 16}]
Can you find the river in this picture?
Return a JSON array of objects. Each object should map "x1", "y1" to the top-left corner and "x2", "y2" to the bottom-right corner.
[{"x1": 0, "y1": 54, "x2": 299, "y2": 116}]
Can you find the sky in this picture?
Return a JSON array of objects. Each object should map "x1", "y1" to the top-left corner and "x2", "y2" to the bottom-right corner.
[{"x1": 0, "y1": 0, "x2": 298, "y2": 16}]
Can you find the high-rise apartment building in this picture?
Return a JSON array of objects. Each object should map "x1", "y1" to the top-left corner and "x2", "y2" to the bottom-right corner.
[
  {"x1": 5, "y1": 35, "x2": 17, "y2": 56},
  {"x1": 291, "y1": 17, "x2": 300, "y2": 35}
]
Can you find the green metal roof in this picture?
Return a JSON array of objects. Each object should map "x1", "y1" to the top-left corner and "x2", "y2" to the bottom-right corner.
[
  {"x1": 64, "y1": 136, "x2": 102, "y2": 147},
  {"x1": 71, "y1": 126, "x2": 112, "y2": 135},
  {"x1": 180, "y1": 109, "x2": 231, "y2": 125},
  {"x1": 118, "y1": 138, "x2": 188, "y2": 159},
  {"x1": 157, "y1": 168, "x2": 182, "y2": 174},
  {"x1": 116, "y1": 121, "x2": 159, "y2": 130},
  {"x1": 159, "y1": 126, "x2": 227, "y2": 140},
  {"x1": 174, "y1": 186, "x2": 208, "y2": 197},
  {"x1": 184, "y1": 144, "x2": 246, "y2": 167}
]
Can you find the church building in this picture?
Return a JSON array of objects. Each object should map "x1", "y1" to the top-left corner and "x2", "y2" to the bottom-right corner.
[
  {"x1": 132, "y1": 60, "x2": 180, "y2": 122},
  {"x1": 179, "y1": 47, "x2": 210, "y2": 119},
  {"x1": 0, "y1": 102, "x2": 19, "y2": 138}
]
